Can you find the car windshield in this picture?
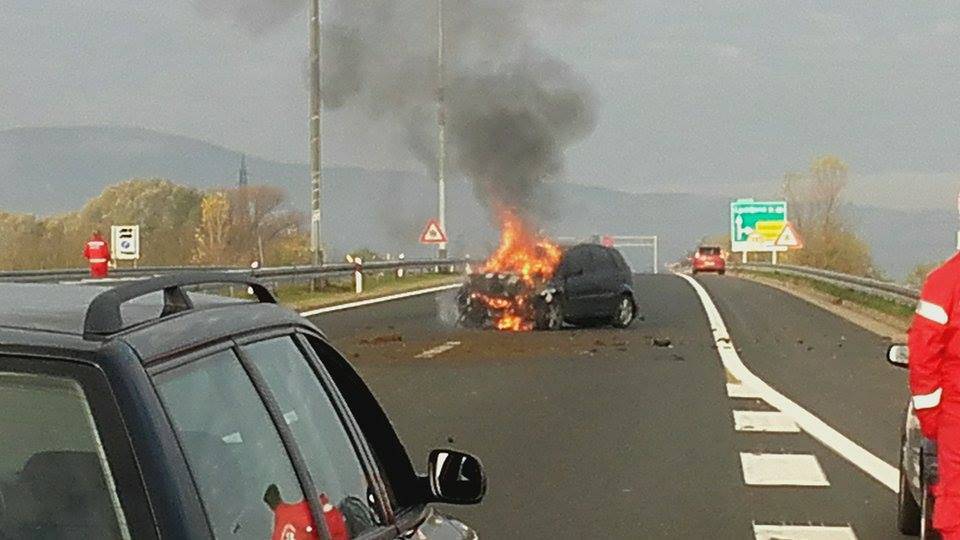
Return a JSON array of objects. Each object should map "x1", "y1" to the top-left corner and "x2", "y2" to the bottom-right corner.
[{"x1": 698, "y1": 247, "x2": 721, "y2": 256}]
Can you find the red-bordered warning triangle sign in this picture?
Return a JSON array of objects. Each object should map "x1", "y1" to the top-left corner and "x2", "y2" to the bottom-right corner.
[
  {"x1": 419, "y1": 218, "x2": 447, "y2": 244},
  {"x1": 775, "y1": 221, "x2": 803, "y2": 249}
]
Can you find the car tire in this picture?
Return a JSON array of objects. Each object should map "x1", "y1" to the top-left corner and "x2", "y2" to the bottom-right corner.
[
  {"x1": 921, "y1": 457, "x2": 939, "y2": 540},
  {"x1": 718, "y1": 269, "x2": 726, "y2": 275},
  {"x1": 612, "y1": 295, "x2": 636, "y2": 328},
  {"x1": 898, "y1": 461, "x2": 922, "y2": 535},
  {"x1": 535, "y1": 300, "x2": 564, "y2": 331}
]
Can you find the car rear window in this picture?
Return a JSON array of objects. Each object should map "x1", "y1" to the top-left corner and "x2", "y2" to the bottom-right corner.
[
  {"x1": 698, "y1": 247, "x2": 721, "y2": 256},
  {"x1": 0, "y1": 372, "x2": 130, "y2": 539}
]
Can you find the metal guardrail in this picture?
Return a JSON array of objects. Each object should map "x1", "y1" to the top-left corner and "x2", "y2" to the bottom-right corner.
[
  {"x1": 0, "y1": 259, "x2": 469, "y2": 285},
  {"x1": 737, "y1": 263, "x2": 919, "y2": 305}
]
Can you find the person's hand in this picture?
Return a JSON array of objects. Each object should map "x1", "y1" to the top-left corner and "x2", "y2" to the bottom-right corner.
[{"x1": 918, "y1": 408, "x2": 940, "y2": 440}]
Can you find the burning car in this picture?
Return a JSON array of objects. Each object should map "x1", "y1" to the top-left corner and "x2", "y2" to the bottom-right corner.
[{"x1": 457, "y1": 214, "x2": 638, "y2": 331}]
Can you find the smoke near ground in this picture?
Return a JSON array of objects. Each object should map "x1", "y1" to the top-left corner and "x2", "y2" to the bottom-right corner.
[
  {"x1": 194, "y1": 0, "x2": 597, "y2": 225},
  {"x1": 191, "y1": 0, "x2": 304, "y2": 33}
]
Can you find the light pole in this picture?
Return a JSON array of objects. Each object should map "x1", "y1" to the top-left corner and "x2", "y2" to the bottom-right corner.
[
  {"x1": 309, "y1": 0, "x2": 324, "y2": 266},
  {"x1": 436, "y1": 0, "x2": 448, "y2": 259},
  {"x1": 956, "y1": 190, "x2": 960, "y2": 251}
]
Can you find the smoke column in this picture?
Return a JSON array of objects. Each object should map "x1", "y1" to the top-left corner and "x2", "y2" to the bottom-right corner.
[{"x1": 195, "y1": 0, "x2": 597, "y2": 225}]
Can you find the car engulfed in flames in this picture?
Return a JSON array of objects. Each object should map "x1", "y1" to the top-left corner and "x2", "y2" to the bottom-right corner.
[{"x1": 457, "y1": 211, "x2": 564, "y2": 331}]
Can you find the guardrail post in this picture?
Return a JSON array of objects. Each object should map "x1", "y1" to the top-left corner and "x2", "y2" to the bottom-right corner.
[
  {"x1": 397, "y1": 253, "x2": 405, "y2": 279},
  {"x1": 354, "y1": 258, "x2": 364, "y2": 295}
]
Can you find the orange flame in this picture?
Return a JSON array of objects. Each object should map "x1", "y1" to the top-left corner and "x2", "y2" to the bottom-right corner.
[{"x1": 476, "y1": 210, "x2": 562, "y2": 331}]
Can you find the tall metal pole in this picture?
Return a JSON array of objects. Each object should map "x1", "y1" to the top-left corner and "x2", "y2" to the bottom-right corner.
[
  {"x1": 436, "y1": 0, "x2": 448, "y2": 259},
  {"x1": 309, "y1": 0, "x2": 324, "y2": 266}
]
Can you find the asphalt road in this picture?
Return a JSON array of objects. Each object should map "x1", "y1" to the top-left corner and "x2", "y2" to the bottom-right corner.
[{"x1": 309, "y1": 274, "x2": 910, "y2": 539}]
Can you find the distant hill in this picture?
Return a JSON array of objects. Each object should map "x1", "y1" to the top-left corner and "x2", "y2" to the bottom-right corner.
[{"x1": 0, "y1": 126, "x2": 952, "y2": 278}]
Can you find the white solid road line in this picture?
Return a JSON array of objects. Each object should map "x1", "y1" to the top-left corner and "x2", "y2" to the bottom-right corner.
[
  {"x1": 753, "y1": 523, "x2": 857, "y2": 540},
  {"x1": 733, "y1": 410, "x2": 801, "y2": 433},
  {"x1": 740, "y1": 452, "x2": 830, "y2": 486},
  {"x1": 415, "y1": 341, "x2": 462, "y2": 359},
  {"x1": 299, "y1": 283, "x2": 461, "y2": 317},
  {"x1": 726, "y1": 382, "x2": 764, "y2": 399},
  {"x1": 677, "y1": 273, "x2": 899, "y2": 492}
]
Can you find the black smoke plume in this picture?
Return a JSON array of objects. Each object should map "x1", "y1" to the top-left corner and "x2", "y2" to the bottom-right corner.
[{"x1": 195, "y1": 0, "x2": 597, "y2": 224}]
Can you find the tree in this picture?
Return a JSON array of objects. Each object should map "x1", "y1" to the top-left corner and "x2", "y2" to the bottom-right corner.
[
  {"x1": 195, "y1": 192, "x2": 232, "y2": 265},
  {"x1": 78, "y1": 179, "x2": 203, "y2": 266},
  {"x1": 907, "y1": 262, "x2": 940, "y2": 289},
  {"x1": 781, "y1": 155, "x2": 875, "y2": 276}
]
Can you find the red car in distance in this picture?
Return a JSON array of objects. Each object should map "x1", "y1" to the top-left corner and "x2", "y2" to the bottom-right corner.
[{"x1": 692, "y1": 245, "x2": 726, "y2": 275}]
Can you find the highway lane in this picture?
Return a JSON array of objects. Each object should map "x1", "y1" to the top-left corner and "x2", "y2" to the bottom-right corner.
[
  {"x1": 309, "y1": 274, "x2": 909, "y2": 538},
  {"x1": 312, "y1": 275, "x2": 757, "y2": 538},
  {"x1": 698, "y1": 274, "x2": 907, "y2": 466},
  {"x1": 698, "y1": 273, "x2": 907, "y2": 538}
]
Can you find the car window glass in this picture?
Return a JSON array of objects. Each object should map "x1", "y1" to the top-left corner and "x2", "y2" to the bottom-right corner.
[
  {"x1": 599, "y1": 249, "x2": 619, "y2": 271},
  {"x1": 699, "y1": 247, "x2": 721, "y2": 256},
  {"x1": 610, "y1": 249, "x2": 631, "y2": 273},
  {"x1": 585, "y1": 246, "x2": 607, "y2": 273},
  {"x1": 155, "y1": 350, "x2": 312, "y2": 540},
  {"x1": 0, "y1": 371, "x2": 130, "y2": 539},
  {"x1": 243, "y1": 337, "x2": 383, "y2": 538},
  {"x1": 557, "y1": 249, "x2": 576, "y2": 275},
  {"x1": 561, "y1": 247, "x2": 590, "y2": 275}
]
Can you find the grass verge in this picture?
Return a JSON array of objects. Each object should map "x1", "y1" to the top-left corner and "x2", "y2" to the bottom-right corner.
[
  {"x1": 736, "y1": 269, "x2": 915, "y2": 322},
  {"x1": 274, "y1": 272, "x2": 463, "y2": 312}
]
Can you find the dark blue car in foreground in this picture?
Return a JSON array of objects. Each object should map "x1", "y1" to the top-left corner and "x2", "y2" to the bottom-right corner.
[{"x1": 0, "y1": 274, "x2": 484, "y2": 539}]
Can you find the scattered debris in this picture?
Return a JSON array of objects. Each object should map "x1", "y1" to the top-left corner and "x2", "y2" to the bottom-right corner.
[
  {"x1": 359, "y1": 333, "x2": 403, "y2": 345},
  {"x1": 671, "y1": 353, "x2": 685, "y2": 362},
  {"x1": 806, "y1": 346, "x2": 814, "y2": 352},
  {"x1": 796, "y1": 338, "x2": 804, "y2": 345},
  {"x1": 447, "y1": 436, "x2": 456, "y2": 444},
  {"x1": 652, "y1": 337, "x2": 673, "y2": 348}
]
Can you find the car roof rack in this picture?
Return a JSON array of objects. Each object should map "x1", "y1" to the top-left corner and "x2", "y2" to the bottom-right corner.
[{"x1": 83, "y1": 272, "x2": 277, "y2": 339}]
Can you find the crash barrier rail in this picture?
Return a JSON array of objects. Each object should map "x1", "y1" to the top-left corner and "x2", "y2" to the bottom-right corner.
[
  {"x1": 0, "y1": 259, "x2": 470, "y2": 292},
  {"x1": 736, "y1": 263, "x2": 919, "y2": 306}
]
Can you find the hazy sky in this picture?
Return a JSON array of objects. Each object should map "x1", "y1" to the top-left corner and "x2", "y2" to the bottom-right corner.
[{"x1": 4, "y1": 1, "x2": 960, "y2": 208}]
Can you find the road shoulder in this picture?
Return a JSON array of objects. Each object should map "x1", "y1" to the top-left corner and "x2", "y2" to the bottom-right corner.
[{"x1": 732, "y1": 271, "x2": 908, "y2": 341}]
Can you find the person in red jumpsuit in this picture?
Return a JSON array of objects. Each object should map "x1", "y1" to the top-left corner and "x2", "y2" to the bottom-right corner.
[
  {"x1": 909, "y1": 253, "x2": 960, "y2": 538},
  {"x1": 82, "y1": 230, "x2": 111, "y2": 278}
]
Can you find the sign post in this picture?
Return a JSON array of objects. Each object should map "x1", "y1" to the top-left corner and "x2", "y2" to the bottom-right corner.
[
  {"x1": 731, "y1": 199, "x2": 788, "y2": 263},
  {"x1": 956, "y1": 190, "x2": 960, "y2": 251},
  {"x1": 110, "y1": 225, "x2": 141, "y2": 266}
]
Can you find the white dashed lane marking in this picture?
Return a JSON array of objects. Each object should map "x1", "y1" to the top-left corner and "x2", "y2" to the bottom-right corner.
[
  {"x1": 727, "y1": 382, "x2": 764, "y2": 399},
  {"x1": 733, "y1": 410, "x2": 801, "y2": 433},
  {"x1": 415, "y1": 341, "x2": 462, "y2": 359},
  {"x1": 740, "y1": 453, "x2": 830, "y2": 487},
  {"x1": 753, "y1": 523, "x2": 857, "y2": 540}
]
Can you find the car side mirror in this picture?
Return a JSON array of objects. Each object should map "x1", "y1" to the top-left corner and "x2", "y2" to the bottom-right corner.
[
  {"x1": 887, "y1": 344, "x2": 909, "y2": 368},
  {"x1": 427, "y1": 449, "x2": 486, "y2": 505}
]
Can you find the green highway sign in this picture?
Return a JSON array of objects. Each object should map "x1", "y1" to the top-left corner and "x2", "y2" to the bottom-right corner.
[{"x1": 730, "y1": 199, "x2": 788, "y2": 253}]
